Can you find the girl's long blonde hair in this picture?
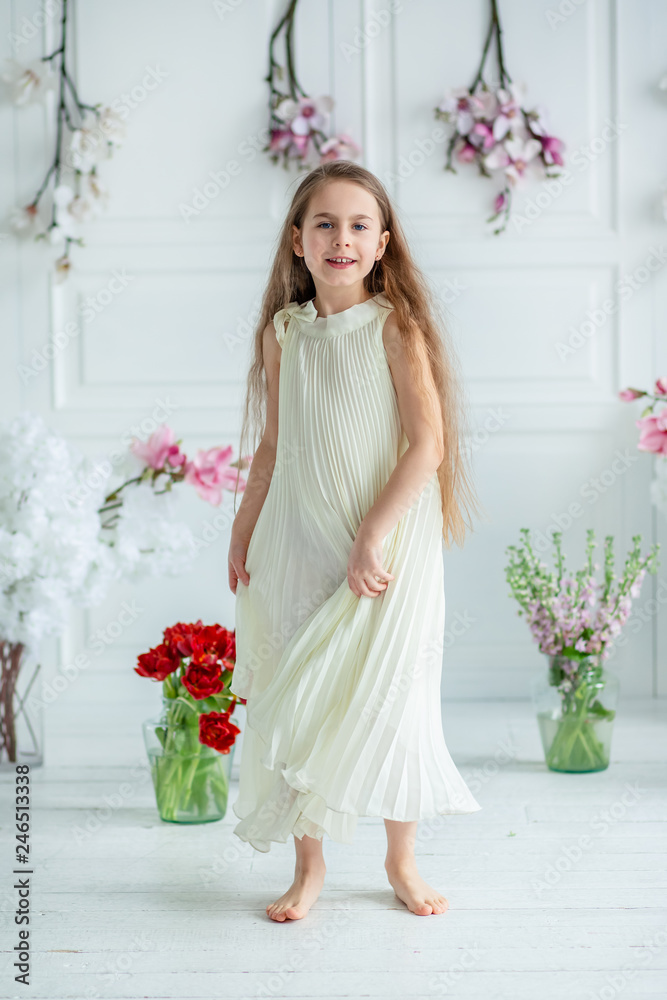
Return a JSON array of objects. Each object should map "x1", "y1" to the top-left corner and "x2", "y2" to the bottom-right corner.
[{"x1": 232, "y1": 160, "x2": 486, "y2": 549}]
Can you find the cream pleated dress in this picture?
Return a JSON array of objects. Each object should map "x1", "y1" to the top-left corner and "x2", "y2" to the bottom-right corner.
[{"x1": 230, "y1": 291, "x2": 481, "y2": 853}]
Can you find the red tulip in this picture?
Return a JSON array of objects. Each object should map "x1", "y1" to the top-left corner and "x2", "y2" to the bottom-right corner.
[
  {"x1": 199, "y1": 710, "x2": 241, "y2": 753},
  {"x1": 182, "y1": 662, "x2": 224, "y2": 700},
  {"x1": 135, "y1": 642, "x2": 180, "y2": 681}
]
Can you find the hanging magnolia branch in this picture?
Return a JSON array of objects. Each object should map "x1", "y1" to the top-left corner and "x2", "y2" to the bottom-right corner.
[
  {"x1": 434, "y1": 0, "x2": 565, "y2": 234},
  {"x1": 264, "y1": 0, "x2": 361, "y2": 169},
  {"x1": 1, "y1": 0, "x2": 125, "y2": 282}
]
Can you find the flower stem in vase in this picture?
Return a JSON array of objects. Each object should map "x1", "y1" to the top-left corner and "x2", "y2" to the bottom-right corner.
[{"x1": 546, "y1": 671, "x2": 609, "y2": 771}]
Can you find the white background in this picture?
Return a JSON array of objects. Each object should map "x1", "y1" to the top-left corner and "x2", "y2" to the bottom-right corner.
[{"x1": 1, "y1": 0, "x2": 666, "y2": 772}]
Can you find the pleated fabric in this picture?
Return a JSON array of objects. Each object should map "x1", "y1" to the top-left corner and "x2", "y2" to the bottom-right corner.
[{"x1": 231, "y1": 292, "x2": 481, "y2": 853}]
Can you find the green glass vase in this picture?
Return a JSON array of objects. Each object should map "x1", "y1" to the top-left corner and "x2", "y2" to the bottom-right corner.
[
  {"x1": 142, "y1": 696, "x2": 235, "y2": 823},
  {"x1": 531, "y1": 655, "x2": 619, "y2": 773}
]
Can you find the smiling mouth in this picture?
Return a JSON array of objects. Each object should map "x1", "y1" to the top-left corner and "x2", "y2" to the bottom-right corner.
[{"x1": 326, "y1": 257, "x2": 356, "y2": 264}]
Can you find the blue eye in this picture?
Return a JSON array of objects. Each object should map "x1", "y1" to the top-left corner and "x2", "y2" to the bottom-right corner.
[{"x1": 317, "y1": 222, "x2": 367, "y2": 230}]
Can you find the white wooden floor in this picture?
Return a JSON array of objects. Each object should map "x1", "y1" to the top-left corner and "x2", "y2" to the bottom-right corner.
[{"x1": 1, "y1": 697, "x2": 666, "y2": 1000}]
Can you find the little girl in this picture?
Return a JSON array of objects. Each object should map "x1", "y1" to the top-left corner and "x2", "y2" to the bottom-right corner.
[{"x1": 227, "y1": 160, "x2": 484, "y2": 922}]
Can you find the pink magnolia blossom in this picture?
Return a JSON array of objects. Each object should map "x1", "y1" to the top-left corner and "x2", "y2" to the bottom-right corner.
[
  {"x1": 636, "y1": 412, "x2": 667, "y2": 455},
  {"x1": 491, "y1": 85, "x2": 524, "y2": 141},
  {"x1": 537, "y1": 134, "x2": 565, "y2": 166},
  {"x1": 436, "y1": 87, "x2": 486, "y2": 136},
  {"x1": 485, "y1": 136, "x2": 542, "y2": 185},
  {"x1": 468, "y1": 121, "x2": 496, "y2": 150},
  {"x1": 274, "y1": 95, "x2": 334, "y2": 137},
  {"x1": 184, "y1": 445, "x2": 245, "y2": 505},
  {"x1": 319, "y1": 134, "x2": 361, "y2": 163},
  {"x1": 456, "y1": 140, "x2": 478, "y2": 163},
  {"x1": 130, "y1": 425, "x2": 187, "y2": 470},
  {"x1": 268, "y1": 128, "x2": 293, "y2": 153},
  {"x1": 493, "y1": 190, "x2": 507, "y2": 214}
]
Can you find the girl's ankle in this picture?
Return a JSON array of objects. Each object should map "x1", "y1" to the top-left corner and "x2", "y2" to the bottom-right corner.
[{"x1": 384, "y1": 855, "x2": 416, "y2": 870}]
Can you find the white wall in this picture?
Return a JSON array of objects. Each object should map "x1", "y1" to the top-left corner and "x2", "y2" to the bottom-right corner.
[{"x1": 1, "y1": 0, "x2": 665, "y2": 769}]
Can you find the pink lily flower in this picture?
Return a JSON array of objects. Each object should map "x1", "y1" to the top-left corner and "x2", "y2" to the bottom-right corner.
[
  {"x1": 130, "y1": 425, "x2": 187, "y2": 471},
  {"x1": 655, "y1": 376, "x2": 667, "y2": 396},
  {"x1": 636, "y1": 412, "x2": 667, "y2": 455},
  {"x1": 184, "y1": 445, "x2": 245, "y2": 505}
]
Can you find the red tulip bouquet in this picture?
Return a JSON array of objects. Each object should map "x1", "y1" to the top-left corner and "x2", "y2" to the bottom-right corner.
[{"x1": 136, "y1": 620, "x2": 244, "y2": 823}]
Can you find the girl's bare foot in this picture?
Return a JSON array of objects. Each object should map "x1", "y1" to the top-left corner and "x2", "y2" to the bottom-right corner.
[
  {"x1": 266, "y1": 861, "x2": 326, "y2": 921},
  {"x1": 384, "y1": 858, "x2": 449, "y2": 916}
]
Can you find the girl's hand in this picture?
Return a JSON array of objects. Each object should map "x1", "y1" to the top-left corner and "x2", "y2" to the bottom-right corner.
[
  {"x1": 347, "y1": 532, "x2": 395, "y2": 598},
  {"x1": 228, "y1": 535, "x2": 251, "y2": 594}
]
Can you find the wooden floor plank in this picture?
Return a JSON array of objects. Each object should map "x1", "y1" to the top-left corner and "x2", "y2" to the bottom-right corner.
[{"x1": 0, "y1": 697, "x2": 665, "y2": 999}]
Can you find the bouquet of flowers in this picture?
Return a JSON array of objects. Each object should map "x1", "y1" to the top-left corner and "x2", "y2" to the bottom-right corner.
[
  {"x1": 505, "y1": 527, "x2": 659, "y2": 771},
  {"x1": 136, "y1": 620, "x2": 243, "y2": 822}
]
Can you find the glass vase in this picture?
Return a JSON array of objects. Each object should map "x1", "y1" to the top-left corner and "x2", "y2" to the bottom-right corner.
[
  {"x1": 530, "y1": 655, "x2": 619, "y2": 773},
  {"x1": 142, "y1": 695, "x2": 235, "y2": 823},
  {"x1": 0, "y1": 641, "x2": 44, "y2": 770}
]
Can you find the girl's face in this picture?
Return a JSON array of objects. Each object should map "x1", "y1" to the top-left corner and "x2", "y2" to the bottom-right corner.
[{"x1": 292, "y1": 180, "x2": 390, "y2": 293}]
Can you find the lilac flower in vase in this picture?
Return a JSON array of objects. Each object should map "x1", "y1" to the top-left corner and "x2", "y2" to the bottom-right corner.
[{"x1": 505, "y1": 528, "x2": 659, "y2": 772}]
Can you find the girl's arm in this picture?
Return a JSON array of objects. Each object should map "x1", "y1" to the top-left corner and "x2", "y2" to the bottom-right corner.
[
  {"x1": 228, "y1": 321, "x2": 281, "y2": 590},
  {"x1": 358, "y1": 311, "x2": 444, "y2": 546}
]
